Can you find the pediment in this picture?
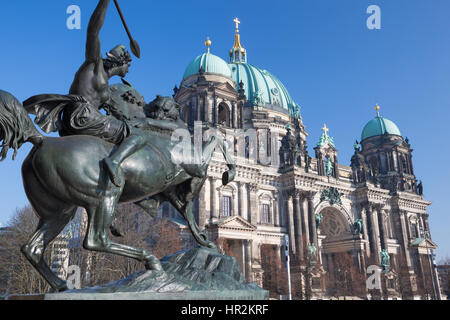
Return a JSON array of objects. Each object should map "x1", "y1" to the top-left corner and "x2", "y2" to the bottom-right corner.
[
  {"x1": 410, "y1": 238, "x2": 437, "y2": 249},
  {"x1": 215, "y1": 216, "x2": 257, "y2": 231},
  {"x1": 216, "y1": 82, "x2": 238, "y2": 94}
]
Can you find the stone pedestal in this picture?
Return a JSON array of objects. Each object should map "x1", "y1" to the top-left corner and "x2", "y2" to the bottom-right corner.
[{"x1": 8, "y1": 247, "x2": 268, "y2": 301}]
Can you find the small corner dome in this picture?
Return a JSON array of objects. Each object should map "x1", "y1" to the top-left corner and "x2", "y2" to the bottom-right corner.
[
  {"x1": 183, "y1": 52, "x2": 232, "y2": 80},
  {"x1": 361, "y1": 116, "x2": 402, "y2": 141}
]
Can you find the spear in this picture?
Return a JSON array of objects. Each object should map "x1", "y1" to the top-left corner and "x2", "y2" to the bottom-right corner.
[{"x1": 113, "y1": 0, "x2": 141, "y2": 58}]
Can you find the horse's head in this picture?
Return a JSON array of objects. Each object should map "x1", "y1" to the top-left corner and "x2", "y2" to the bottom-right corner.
[{"x1": 145, "y1": 96, "x2": 181, "y2": 121}]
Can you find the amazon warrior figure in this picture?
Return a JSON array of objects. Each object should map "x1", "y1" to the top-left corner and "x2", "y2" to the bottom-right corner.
[{"x1": 26, "y1": 0, "x2": 178, "y2": 187}]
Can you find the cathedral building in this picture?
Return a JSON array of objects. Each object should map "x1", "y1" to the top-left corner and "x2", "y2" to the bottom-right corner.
[{"x1": 170, "y1": 19, "x2": 439, "y2": 299}]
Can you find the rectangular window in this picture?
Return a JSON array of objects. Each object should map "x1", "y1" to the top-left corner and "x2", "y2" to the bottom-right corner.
[
  {"x1": 262, "y1": 204, "x2": 270, "y2": 224},
  {"x1": 222, "y1": 196, "x2": 232, "y2": 217},
  {"x1": 410, "y1": 224, "x2": 418, "y2": 239},
  {"x1": 312, "y1": 277, "x2": 321, "y2": 289}
]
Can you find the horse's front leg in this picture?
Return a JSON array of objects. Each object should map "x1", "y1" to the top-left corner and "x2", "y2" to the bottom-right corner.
[{"x1": 84, "y1": 196, "x2": 162, "y2": 271}]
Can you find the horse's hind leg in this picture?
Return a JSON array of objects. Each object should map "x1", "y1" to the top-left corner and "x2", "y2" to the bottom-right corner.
[
  {"x1": 21, "y1": 156, "x2": 77, "y2": 291},
  {"x1": 84, "y1": 196, "x2": 162, "y2": 271},
  {"x1": 21, "y1": 208, "x2": 77, "y2": 292}
]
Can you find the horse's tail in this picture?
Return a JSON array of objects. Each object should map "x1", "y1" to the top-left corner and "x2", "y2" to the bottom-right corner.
[
  {"x1": 217, "y1": 136, "x2": 236, "y2": 186},
  {"x1": 0, "y1": 90, "x2": 43, "y2": 161}
]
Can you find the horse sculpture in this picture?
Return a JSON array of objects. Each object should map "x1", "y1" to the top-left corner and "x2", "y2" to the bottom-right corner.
[{"x1": 0, "y1": 89, "x2": 236, "y2": 292}]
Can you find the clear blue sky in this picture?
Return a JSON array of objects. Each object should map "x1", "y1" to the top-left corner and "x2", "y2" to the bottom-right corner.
[{"x1": 0, "y1": 0, "x2": 449, "y2": 259}]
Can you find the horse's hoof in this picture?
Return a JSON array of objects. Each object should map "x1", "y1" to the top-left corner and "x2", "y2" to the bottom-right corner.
[
  {"x1": 144, "y1": 256, "x2": 163, "y2": 271},
  {"x1": 110, "y1": 223, "x2": 125, "y2": 237},
  {"x1": 50, "y1": 281, "x2": 68, "y2": 293}
]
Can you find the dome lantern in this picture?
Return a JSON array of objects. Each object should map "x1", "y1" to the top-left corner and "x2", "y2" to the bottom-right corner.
[{"x1": 230, "y1": 17, "x2": 247, "y2": 64}]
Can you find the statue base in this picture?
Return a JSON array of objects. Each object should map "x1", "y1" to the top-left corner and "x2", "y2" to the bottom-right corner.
[{"x1": 8, "y1": 247, "x2": 268, "y2": 301}]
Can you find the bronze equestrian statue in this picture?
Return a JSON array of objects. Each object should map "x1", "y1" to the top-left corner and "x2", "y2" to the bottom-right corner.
[
  {"x1": 0, "y1": 0, "x2": 236, "y2": 292},
  {"x1": 0, "y1": 89, "x2": 235, "y2": 292}
]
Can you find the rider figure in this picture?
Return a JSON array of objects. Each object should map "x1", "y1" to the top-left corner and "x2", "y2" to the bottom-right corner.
[{"x1": 68, "y1": 0, "x2": 168, "y2": 186}]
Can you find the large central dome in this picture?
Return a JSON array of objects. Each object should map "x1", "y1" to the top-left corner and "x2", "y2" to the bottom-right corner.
[
  {"x1": 229, "y1": 62, "x2": 297, "y2": 114},
  {"x1": 181, "y1": 22, "x2": 300, "y2": 117}
]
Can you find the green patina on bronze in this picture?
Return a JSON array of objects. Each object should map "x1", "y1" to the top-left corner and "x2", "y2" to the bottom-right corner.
[
  {"x1": 0, "y1": 0, "x2": 237, "y2": 293},
  {"x1": 320, "y1": 187, "x2": 343, "y2": 206},
  {"x1": 381, "y1": 249, "x2": 390, "y2": 273},
  {"x1": 353, "y1": 218, "x2": 363, "y2": 235}
]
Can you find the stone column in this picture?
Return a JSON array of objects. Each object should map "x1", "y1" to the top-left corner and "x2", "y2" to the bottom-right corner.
[
  {"x1": 214, "y1": 98, "x2": 219, "y2": 125},
  {"x1": 358, "y1": 251, "x2": 367, "y2": 273},
  {"x1": 399, "y1": 210, "x2": 413, "y2": 268},
  {"x1": 205, "y1": 94, "x2": 212, "y2": 124},
  {"x1": 233, "y1": 188, "x2": 239, "y2": 217},
  {"x1": 240, "y1": 183, "x2": 248, "y2": 221},
  {"x1": 301, "y1": 196, "x2": 310, "y2": 245},
  {"x1": 244, "y1": 239, "x2": 252, "y2": 282},
  {"x1": 284, "y1": 191, "x2": 296, "y2": 254},
  {"x1": 211, "y1": 178, "x2": 219, "y2": 220},
  {"x1": 367, "y1": 205, "x2": 381, "y2": 264},
  {"x1": 361, "y1": 207, "x2": 371, "y2": 256},
  {"x1": 233, "y1": 102, "x2": 238, "y2": 128},
  {"x1": 423, "y1": 215, "x2": 431, "y2": 234},
  {"x1": 377, "y1": 205, "x2": 389, "y2": 251},
  {"x1": 293, "y1": 191, "x2": 304, "y2": 261},
  {"x1": 249, "y1": 184, "x2": 258, "y2": 225},
  {"x1": 237, "y1": 182, "x2": 242, "y2": 217},
  {"x1": 277, "y1": 192, "x2": 284, "y2": 227},
  {"x1": 196, "y1": 94, "x2": 202, "y2": 121},
  {"x1": 273, "y1": 192, "x2": 280, "y2": 227},
  {"x1": 307, "y1": 193, "x2": 318, "y2": 246}
]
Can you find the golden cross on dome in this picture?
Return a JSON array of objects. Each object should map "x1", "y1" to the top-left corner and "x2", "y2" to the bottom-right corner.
[
  {"x1": 322, "y1": 124, "x2": 329, "y2": 135},
  {"x1": 233, "y1": 17, "x2": 241, "y2": 31}
]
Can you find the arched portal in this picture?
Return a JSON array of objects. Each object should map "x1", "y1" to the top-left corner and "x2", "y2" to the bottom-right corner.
[
  {"x1": 318, "y1": 207, "x2": 365, "y2": 296},
  {"x1": 320, "y1": 206, "x2": 352, "y2": 243}
]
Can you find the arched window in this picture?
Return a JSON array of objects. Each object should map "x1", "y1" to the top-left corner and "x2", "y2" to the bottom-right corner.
[
  {"x1": 218, "y1": 103, "x2": 231, "y2": 127},
  {"x1": 222, "y1": 196, "x2": 232, "y2": 217},
  {"x1": 245, "y1": 136, "x2": 250, "y2": 159}
]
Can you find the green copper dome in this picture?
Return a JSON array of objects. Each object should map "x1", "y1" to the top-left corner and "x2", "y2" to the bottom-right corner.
[
  {"x1": 183, "y1": 52, "x2": 232, "y2": 79},
  {"x1": 229, "y1": 62, "x2": 299, "y2": 115},
  {"x1": 361, "y1": 116, "x2": 402, "y2": 141}
]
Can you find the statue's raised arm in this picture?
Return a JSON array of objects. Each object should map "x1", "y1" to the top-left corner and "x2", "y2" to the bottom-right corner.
[
  {"x1": 70, "y1": 0, "x2": 131, "y2": 108},
  {"x1": 85, "y1": 0, "x2": 110, "y2": 63}
]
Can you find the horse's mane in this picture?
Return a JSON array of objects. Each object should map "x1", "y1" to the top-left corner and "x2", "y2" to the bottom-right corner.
[{"x1": 0, "y1": 90, "x2": 41, "y2": 160}]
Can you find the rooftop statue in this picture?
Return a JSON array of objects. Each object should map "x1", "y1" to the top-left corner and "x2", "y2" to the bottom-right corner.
[
  {"x1": 307, "y1": 243, "x2": 317, "y2": 263},
  {"x1": 325, "y1": 158, "x2": 334, "y2": 177},
  {"x1": 0, "y1": 0, "x2": 236, "y2": 292},
  {"x1": 381, "y1": 249, "x2": 390, "y2": 273},
  {"x1": 315, "y1": 213, "x2": 323, "y2": 230},
  {"x1": 353, "y1": 218, "x2": 363, "y2": 235}
]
